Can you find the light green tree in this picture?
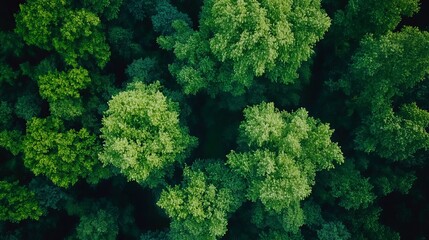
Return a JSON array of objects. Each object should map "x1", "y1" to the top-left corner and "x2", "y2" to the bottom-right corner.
[
  {"x1": 99, "y1": 82, "x2": 197, "y2": 187},
  {"x1": 227, "y1": 102, "x2": 343, "y2": 233},
  {"x1": 158, "y1": 0, "x2": 331, "y2": 95},
  {"x1": 157, "y1": 160, "x2": 245, "y2": 239}
]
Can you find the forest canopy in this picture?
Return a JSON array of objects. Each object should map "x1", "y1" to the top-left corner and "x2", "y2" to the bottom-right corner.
[{"x1": 1, "y1": 0, "x2": 428, "y2": 239}]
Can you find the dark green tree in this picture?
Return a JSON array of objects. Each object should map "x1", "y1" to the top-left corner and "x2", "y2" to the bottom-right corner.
[
  {"x1": 126, "y1": 57, "x2": 160, "y2": 83},
  {"x1": 0, "y1": 180, "x2": 43, "y2": 222},
  {"x1": 317, "y1": 221, "x2": 351, "y2": 240},
  {"x1": 332, "y1": 0, "x2": 419, "y2": 41},
  {"x1": 76, "y1": 209, "x2": 119, "y2": 240},
  {"x1": 151, "y1": 0, "x2": 192, "y2": 35},
  {"x1": 339, "y1": 27, "x2": 429, "y2": 161},
  {"x1": 107, "y1": 26, "x2": 142, "y2": 60},
  {"x1": 81, "y1": 0, "x2": 124, "y2": 21}
]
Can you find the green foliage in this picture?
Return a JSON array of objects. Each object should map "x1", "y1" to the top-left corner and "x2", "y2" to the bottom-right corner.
[
  {"x1": 126, "y1": 57, "x2": 159, "y2": 83},
  {"x1": 343, "y1": 207, "x2": 400, "y2": 240},
  {"x1": 151, "y1": 0, "x2": 192, "y2": 35},
  {"x1": 317, "y1": 221, "x2": 351, "y2": 240},
  {"x1": 251, "y1": 200, "x2": 305, "y2": 234},
  {"x1": 0, "y1": 31, "x2": 22, "y2": 86},
  {"x1": 29, "y1": 178, "x2": 69, "y2": 213},
  {"x1": 159, "y1": 0, "x2": 331, "y2": 95},
  {"x1": 81, "y1": 0, "x2": 124, "y2": 20},
  {"x1": 107, "y1": 27, "x2": 142, "y2": 60},
  {"x1": 333, "y1": 0, "x2": 419, "y2": 40},
  {"x1": 23, "y1": 117, "x2": 101, "y2": 188},
  {"x1": 126, "y1": 0, "x2": 156, "y2": 21},
  {"x1": 158, "y1": 160, "x2": 245, "y2": 239},
  {"x1": 0, "y1": 130, "x2": 23, "y2": 156},
  {"x1": 37, "y1": 67, "x2": 91, "y2": 119},
  {"x1": 324, "y1": 161, "x2": 376, "y2": 210},
  {"x1": 38, "y1": 67, "x2": 91, "y2": 102},
  {"x1": 76, "y1": 209, "x2": 118, "y2": 240},
  {"x1": 15, "y1": 0, "x2": 67, "y2": 49},
  {"x1": 227, "y1": 102, "x2": 343, "y2": 233},
  {"x1": 340, "y1": 27, "x2": 429, "y2": 161},
  {"x1": 0, "y1": 64, "x2": 19, "y2": 86},
  {"x1": 355, "y1": 104, "x2": 429, "y2": 161},
  {"x1": 15, "y1": 0, "x2": 110, "y2": 67},
  {"x1": 100, "y1": 82, "x2": 197, "y2": 186},
  {"x1": 3, "y1": 0, "x2": 429, "y2": 239},
  {"x1": 302, "y1": 200, "x2": 324, "y2": 229},
  {"x1": 140, "y1": 231, "x2": 169, "y2": 240},
  {"x1": 0, "y1": 181, "x2": 43, "y2": 222},
  {"x1": 53, "y1": 9, "x2": 110, "y2": 67},
  {"x1": 14, "y1": 91, "x2": 42, "y2": 121},
  {"x1": 0, "y1": 31, "x2": 24, "y2": 58},
  {"x1": 0, "y1": 101, "x2": 13, "y2": 129},
  {"x1": 370, "y1": 163, "x2": 417, "y2": 196}
]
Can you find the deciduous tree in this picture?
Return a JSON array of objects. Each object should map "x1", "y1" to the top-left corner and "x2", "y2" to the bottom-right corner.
[
  {"x1": 159, "y1": 0, "x2": 331, "y2": 95},
  {"x1": 23, "y1": 117, "x2": 103, "y2": 188},
  {"x1": 99, "y1": 82, "x2": 197, "y2": 187},
  {"x1": 158, "y1": 160, "x2": 245, "y2": 239},
  {"x1": 0, "y1": 180, "x2": 43, "y2": 222},
  {"x1": 227, "y1": 102, "x2": 344, "y2": 233}
]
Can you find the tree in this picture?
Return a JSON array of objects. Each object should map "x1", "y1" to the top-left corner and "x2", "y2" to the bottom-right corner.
[
  {"x1": 99, "y1": 82, "x2": 197, "y2": 187},
  {"x1": 37, "y1": 67, "x2": 90, "y2": 119},
  {"x1": 0, "y1": 130, "x2": 23, "y2": 156},
  {"x1": 0, "y1": 180, "x2": 43, "y2": 222},
  {"x1": 125, "y1": 57, "x2": 160, "y2": 83},
  {"x1": 158, "y1": 0, "x2": 331, "y2": 95},
  {"x1": 107, "y1": 26, "x2": 142, "y2": 60},
  {"x1": 126, "y1": 0, "x2": 157, "y2": 21},
  {"x1": 38, "y1": 67, "x2": 91, "y2": 102},
  {"x1": 81, "y1": 0, "x2": 124, "y2": 21},
  {"x1": 157, "y1": 160, "x2": 245, "y2": 239},
  {"x1": 0, "y1": 31, "x2": 23, "y2": 86},
  {"x1": 76, "y1": 209, "x2": 119, "y2": 240},
  {"x1": 23, "y1": 117, "x2": 102, "y2": 188},
  {"x1": 0, "y1": 101, "x2": 13, "y2": 129},
  {"x1": 226, "y1": 102, "x2": 344, "y2": 233},
  {"x1": 15, "y1": 0, "x2": 110, "y2": 68},
  {"x1": 339, "y1": 27, "x2": 429, "y2": 161},
  {"x1": 332, "y1": 0, "x2": 419, "y2": 42},
  {"x1": 28, "y1": 178, "x2": 69, "y2": 214},
  {"x1": 317, "y1": 221, "x2": 351, "y2": 240},
  {"x1": 320, "y1": 160, "x2": 376, "y2": 210},
  {"x1": 151, "y1": 0, "x2": 192, "y2": 35},
  {"x1": 14, "y1": 89, "x2": 42, "y2": 121}
]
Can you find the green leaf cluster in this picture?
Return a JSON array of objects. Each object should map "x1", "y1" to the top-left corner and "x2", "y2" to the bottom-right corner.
[
  {"x1": 23, "y1": 117, "x2": 101, "y2": 188},
  {"x1": 99, "y1": 82, "x2": 197, "y2": 187},
  {"x1": 0, "y1": 180, "x2": 43, "y2": 222},
  {"x1": 159, "y1": 0, "x2": 331, "y2": 95}
]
